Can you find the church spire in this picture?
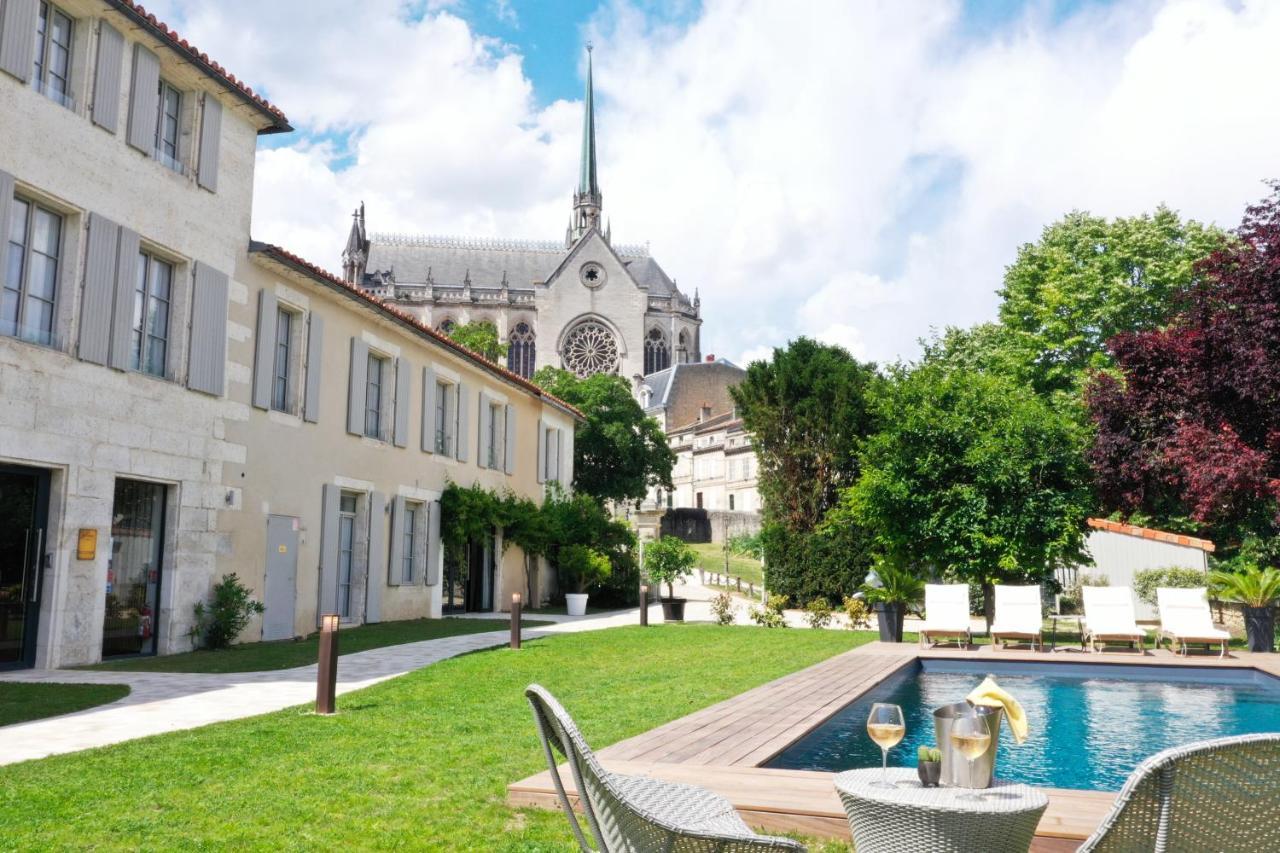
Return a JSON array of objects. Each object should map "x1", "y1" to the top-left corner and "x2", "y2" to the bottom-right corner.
[
  {"x1": 342, "y1": 201, "x2": 368, "y2": 284},
  {"x1": 568, "y1": 44, "x2": 603, "y2": 245}
]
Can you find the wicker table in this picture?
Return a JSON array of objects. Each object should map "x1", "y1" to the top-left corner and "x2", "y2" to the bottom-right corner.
[{"x1": 833, "y1": 768, "x2": 1048, "y2": 853}]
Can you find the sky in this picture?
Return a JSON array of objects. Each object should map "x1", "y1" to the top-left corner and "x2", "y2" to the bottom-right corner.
[{"x1": 145, "y1": 0, "x2": 1280, "y2": 366}]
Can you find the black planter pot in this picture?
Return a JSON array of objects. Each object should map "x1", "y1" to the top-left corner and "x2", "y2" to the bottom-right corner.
[
  {"x1": 661, "y1": 598, "x2": 687, "y2": 622},
  {"x1": 1243, "y1": 605, "x2": 1276, "y2": 653},
  {"x1": 874, "y1": 602, "x2": 905, "y2": 643},
  {"x1": 917, "y1": 761, "x2": 941, "y2": 788}
]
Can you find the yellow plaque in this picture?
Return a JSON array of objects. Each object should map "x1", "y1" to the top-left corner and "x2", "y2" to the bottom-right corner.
[
  {"x1": 278, "y1": 544, "x2": 287, "y2": 553},
  {"x1": 77, "y1": 528, "x2": 97, "y2": 561}
]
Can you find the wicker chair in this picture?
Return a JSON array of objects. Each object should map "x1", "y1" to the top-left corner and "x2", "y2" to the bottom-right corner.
[
  {"x1": 1077, "y1": 733, "x2": 1280, "y2": 852},
  {"x1": 525, "y1": 684, "x2": 806, "y2": 852}
]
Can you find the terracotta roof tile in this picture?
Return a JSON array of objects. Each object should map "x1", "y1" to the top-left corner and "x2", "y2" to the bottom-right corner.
[
  {"x1": 248, "y1": 242, "x2": 584, "y2": 421},
  {"x1": 1086, "y1": 518, "x2": 1215, "y2": 553}
]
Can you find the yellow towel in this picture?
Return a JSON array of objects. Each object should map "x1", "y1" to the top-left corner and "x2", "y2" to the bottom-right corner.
[{"x1": 966, "y1": 676, "x2": 1028, "y2": 745}]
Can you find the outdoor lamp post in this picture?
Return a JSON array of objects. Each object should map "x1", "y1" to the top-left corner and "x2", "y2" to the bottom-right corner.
[
  {"x1": 640, "y1": 584, "x2": 649, "y2": 627},
  {"x1": 511, "y1": 593, "x2": 522, "y2": 649},
  {"x1": 316, "y1": 613, "x2": 340, "y2": 715}
]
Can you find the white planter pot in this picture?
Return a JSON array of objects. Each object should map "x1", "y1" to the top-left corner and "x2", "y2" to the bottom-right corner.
[{"x1": 565, "y1": 593, "x2": 589, "y2": 617}]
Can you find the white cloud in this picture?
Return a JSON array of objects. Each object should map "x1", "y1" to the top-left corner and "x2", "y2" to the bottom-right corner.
[{"x1": 149, "y1": 0, "x2": 1280, "y2": 364}]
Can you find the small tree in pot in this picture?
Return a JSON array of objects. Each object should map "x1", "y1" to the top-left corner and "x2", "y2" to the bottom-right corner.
[
  {"x1": 644, "y1": 535, "x2": 697, "y2": 621},
  {"x1": 1210, "y1": 563, "x2": 1280, "y2": 652},
  {"x1": 558, "y1": 544, "x2": 612, "y2": 616},
  {"x1": 860, "y1": 557, "x2": 924, "y2": 643}
]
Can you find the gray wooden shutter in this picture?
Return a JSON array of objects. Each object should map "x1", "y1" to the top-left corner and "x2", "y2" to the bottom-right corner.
[
  {"x1": 455, "y1": 381, "x2": 469, "y2": 462},
  {"x1": 477, "y1": 393, "x2": 492, "y2": 469},
  {"x1": 303, "y1": 313, "x2": 323, "y2": 423},
  {"x1": 504, "y1": 404, "x2": 516, "y2": 475},
  {"x1": 91, "y1": 22, "x2": 124, "y2": 133},
  {"x1": 317, "y1": 484, "x2": 340, "y2": 621},
  {"x1": 0, "y1": 0, "x2": 36, "y2": 83},
  {"x1": 536, "y1": 418, "x2": 547, "y2": 484},
  {"x1": 250, "y1": 289, "x2": 277, "y2": 409},
  {"x1": 197, "y1": 95, "x2": 222, "y2": 191},
  {"x1": 420, "y1": 367, "x2": 436, "y2": 453},
  {"x1": 392, "y1": 357, "x2": 410, "y2": 448},
  {"x1": 387, "y1": 495, "x2": 406, "y2": 586},
  {"x1": 187, "y1": 263, "x2": 229, "y2": 395},
  {"x1": 126, "y1": 43, "x2": 161, "y2": 154},
  {"x1": 346, "y1": 338, "x2": 368, "y2": 435},
  {"x1": 426, "y1": 500, "x2": 441, "y2": 586},
  {"x1": 107, "y1": 228, "x2": 140, "y2": 370},
  {"x1": 562, "y1": 427, "x2": 573, "y2": 485},
  {"x1": 365, "y1": 491, "x2": 385, "y2": 623},
  {"x1": 78, "y1": 213, "x2": 119, "y2": 365}
]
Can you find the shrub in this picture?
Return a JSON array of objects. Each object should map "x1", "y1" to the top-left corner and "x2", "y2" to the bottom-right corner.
[
  {"x1": 1210, "y1": 563, "x2": 1280, "y2": 608},
  {"x1": 804, "y1": 598, "x2": 834, "y2": 629},
  {"x1": 749, "y1": 593, "x2": 789, "y2": 628},
  {"x1": 558, "y1": 544, "x2": 612, "y2": 594},
  {"x1": 1133, "y1": 567, "x2": 1209, "y2": 606},
  {"x1": 710, "y1": 592, "x2": 735, "y2": 626},
  {"x1": 842, "y1": 595, "x2": 871, "y2": 629},
  {"x1": 726, "y1": 531, "x2": 763, "y2": 558},
  {"x1": 191, "y1": 574, "x2": 264, "y2": 650},
  {"x1": 760, "y1": 521, "x2": 876, "y2": 605},
  {"x1": 644, "y1": 535, "x2": 698, "y2": 599}
]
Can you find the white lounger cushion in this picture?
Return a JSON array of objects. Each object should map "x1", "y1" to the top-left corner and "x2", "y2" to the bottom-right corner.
[
  {"x1": 990, "y1": 584, "x2": 1043, "y2": 635},
  {"x1": 1157, "y1": 587, "x2": 1230, "y2": 640},
  {"x1": 921, "y1": 584, "x2": 970, "y2": 631},
  {"x1": 1082, "y1": 586, "x2": 1147, "y2": 637}
]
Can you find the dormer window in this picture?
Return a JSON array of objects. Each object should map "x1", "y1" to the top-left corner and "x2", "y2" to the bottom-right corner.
[{"x1": 34, "y1": 3, "x2": 74, "y2": 109}]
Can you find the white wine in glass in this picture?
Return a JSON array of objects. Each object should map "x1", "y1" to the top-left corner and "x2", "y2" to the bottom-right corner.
[
  {"x1": 866, "y1": 703, "x2": 905, "y2": 787},
  {"x1": 950, "y1": 714, "x2": 991, "y2": 789}
]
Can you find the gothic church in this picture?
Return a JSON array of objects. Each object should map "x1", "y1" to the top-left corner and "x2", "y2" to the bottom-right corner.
[{"x1": 340, "y1": 49, "x2": 701, "y2": 381}]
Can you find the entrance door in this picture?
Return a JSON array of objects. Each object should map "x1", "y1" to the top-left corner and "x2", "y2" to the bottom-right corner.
[
  {"x1": 0, "y1": 466, "x2": 49, "y2": 670},
  {"x1": 464, "y1": 536, "x2": 494, "y2": 613},
  {"x1": 262, "y1": 515, "x2": 298, "y2": 641},
  {"x1": 103, "y1": 479, "x2": 166, "y2": 658}
]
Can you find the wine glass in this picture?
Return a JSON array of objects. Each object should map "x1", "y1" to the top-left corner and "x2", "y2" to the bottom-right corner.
[
  {"x1": 950, "y1": 713, "x2": 991, "y2": 793},
  {"x1": 866, "y1": 703, "x2": 905, "y2": 787}
]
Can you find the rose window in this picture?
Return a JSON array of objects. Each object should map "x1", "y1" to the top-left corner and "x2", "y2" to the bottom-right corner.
[{"x1": 562, "y1": 321, "x2": 619, "y2": 377}]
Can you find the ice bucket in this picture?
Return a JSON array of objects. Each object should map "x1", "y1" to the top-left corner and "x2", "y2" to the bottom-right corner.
[{"x1": 933, "y1": 702, "x2": 1002, "y2": 788}]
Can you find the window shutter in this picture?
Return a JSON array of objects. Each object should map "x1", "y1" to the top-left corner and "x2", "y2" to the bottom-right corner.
[
  {"x1": 0, "y1": 0, "x2": 36, "y2": 82},
  {"x1": 91, "y1": 22, "x2": 124, "y2": 133},
  {"x1": 317, "y1": 484, "x2": 340, "y2": 621},
  {"x1": 420, "y1": 367, "x2": 437, "y2": 453},
  {"x1": 561, "y1": 427, "x2": 574, "y2": 486},
  {"x1": 126, "y1": 43, "x2": 161, "y2": 154},
  {"x1": 303, "y1": 313, "x2": 323, "y2": 423},
  {"x1": 187, "y1": 263, "x2": 229, "y2": 395},
  {"x1": 250, "y1": 289, "x2": 277, "y2": 409},
  {"x1": 78, "y1": 213, "x2": 119, "y2": 365},
  {"x1": 196, "y1": 95, "x2": 222, "y2": 191},
  {"x1": 477, "y1": 393, "x2": 492, "y2": 469},
  {"x1": 425, "y1": 500, "x2": 442, "y2": 586},
  {"x1": 504, "y1": 404, "x2": 516, "y2": 475},
  {"x1": 536, "y1": 418, "x2": 546, "y2": 484},
  {"x1": 393, "y1": 357, "x2": 411, "y2": 448},
  {"x1": 107, "y1": 228, "x2": 140, "y2": 371},
  {"x1": 455, "y1": 382, "x2": 470, "y2": 462},
  {"x1": 346, "y1": 338, "x2": 369, "y2": 435},
  {"x1": 365, "y1": 491, "x2": 386, "y2": 623},
  {"x1": 387, "y1": 495, "x2": 406, "y2": 586}
]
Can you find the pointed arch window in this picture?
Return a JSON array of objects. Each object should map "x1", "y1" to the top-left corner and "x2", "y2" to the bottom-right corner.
[
  {"x1": 508, "y1": 322, "x2": 536, "y2": 379},
  {"x1": 644, "y1": 327, "x2": 670, "y2": 375},
  {"x1": 677, "y1": 330, "x2": 689, "y2": 364}
]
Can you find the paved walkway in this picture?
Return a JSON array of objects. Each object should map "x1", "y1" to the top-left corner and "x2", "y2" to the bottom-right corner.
[{"x1": 0, "y1": 608, "x2": 652, "y2": 766}]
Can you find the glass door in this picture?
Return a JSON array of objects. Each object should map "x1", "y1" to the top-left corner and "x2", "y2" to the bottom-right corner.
[
  {"x1": 103, "y1": 480, "x2": 166, "y2": 658},
  {"x1": 0, "y1": 466, "x2": 48, "y2": 669}
]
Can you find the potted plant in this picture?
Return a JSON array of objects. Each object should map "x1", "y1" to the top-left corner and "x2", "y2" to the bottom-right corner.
[
  {"x1": 644, "y1": 535, "x2": 697, "y2": 621},
  {"x1": 917, "y1": 745, "x2": 942, "y2": 788},
  {"x1": 1210, "y1": 563, "x2": 1280, "y2": 652},
  {"x1": 558, "y1": 544, "x2": 611, "y2": 616},
  {"x1": 860, "y1": 557, "x2": 924, "y2": 643}
]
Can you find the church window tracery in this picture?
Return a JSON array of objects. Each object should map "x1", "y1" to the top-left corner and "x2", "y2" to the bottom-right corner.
[
  {"x1": 508, "y1": 322, "x2": 536, "y2": 379},
  {"x1": 644, "y1": 327, "x2": 670, "y2": 375},
  {"x1": 562, "y1": 320, "x2": 619, "y2": 378}
]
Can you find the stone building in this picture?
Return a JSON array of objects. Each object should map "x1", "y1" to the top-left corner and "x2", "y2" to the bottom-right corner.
[
  {"x1": 0, "y1": 0, "x2": 577, "y2": 669},
  {"x1": 339, "y1": 48, "x2": 703, "y2": 383}
]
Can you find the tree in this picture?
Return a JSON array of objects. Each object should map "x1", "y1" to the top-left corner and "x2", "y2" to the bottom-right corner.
[
  {"x1": 643, "y1": 535, "x2": 697, "y2": 599},
  {"x1": 998, "y1": 208, "x2": 1224, "y2": 398},
  {"x1": 532, "y1": 367, "x2": 674, "y2": 504},
  {"x1": 1087, "y1": 187, "x2": 1280, "y2": 562},
  {"x1": 446, "y1": 321, "x2": 507, "y2": 363},
  {"x1": 839, "y1": 364, "x2": 1092, "y2": 619}
]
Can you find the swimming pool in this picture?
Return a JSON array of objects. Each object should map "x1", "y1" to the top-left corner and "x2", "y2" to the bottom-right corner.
[{"x1": 765, "y1": 660, "x2": 1280, "y2": 790}]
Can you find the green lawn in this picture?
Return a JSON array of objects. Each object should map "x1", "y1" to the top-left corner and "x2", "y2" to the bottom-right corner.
[
  {"x1": 84, "y1": 617, "x2": 550, "y2": 674},
  {"x1": 691, "y1": 541, "x2": 764, "y2": 587},
  {"x1": 0, "y1": 682, "x2": 131, "y2": 727},
  {"x1": 4, "y1": 625, "x2": 864, "y2": 851}
]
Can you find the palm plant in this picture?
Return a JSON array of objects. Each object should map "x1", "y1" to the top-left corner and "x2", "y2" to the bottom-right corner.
[{"x1": 1209, "y1": 565, "x2": 1280, "y2": 608}]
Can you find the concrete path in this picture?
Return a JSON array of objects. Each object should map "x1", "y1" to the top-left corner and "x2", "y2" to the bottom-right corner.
[{"x1": 0, "y1": 608, "x2": 651, "y2": 767}]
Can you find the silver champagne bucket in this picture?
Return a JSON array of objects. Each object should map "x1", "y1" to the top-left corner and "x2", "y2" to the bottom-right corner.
[{"x1": 933, "y1": 702, "x2": 1002, "y2": 788}]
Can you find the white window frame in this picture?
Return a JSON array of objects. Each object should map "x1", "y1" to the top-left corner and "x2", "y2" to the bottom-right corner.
[
  {"x1": 401, "y1": 502, "x2": 420, "y2": 584},
  {"x1": 3, "y1": 194, "x2": 63, "y2": 347},
  {"x1": 434, "y1": 379, "x2": 453, "y2": 455},
  {"x1": 487, "y1": 401, "x2": 504, "y2": 470},
  {"x1": 365, "y1": 352, "x2": 388, "y2": 440},
  {"x1": 154, "y1": 78, "x2": 184, "y2": 173},
  {"x1": 34, "y1": 2, "x2": 75, "y2": 109},
  {"x1": 131, "y1": 248, "x2": 173, "y2": 377}
]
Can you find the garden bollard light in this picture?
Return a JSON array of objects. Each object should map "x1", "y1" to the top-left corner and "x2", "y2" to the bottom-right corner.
[
  {"x1": 737, "y1": 576, "x2": 742, "y2": 593},
  {"x1": 316, "y1": 613, "x2": 339, "y2": 715},
  {"x1": 640, "y1": 584, "x2": 649, "y2": 627},
  {"x1": 511, "y1": 594, "x2": 522, "y2": 649}
]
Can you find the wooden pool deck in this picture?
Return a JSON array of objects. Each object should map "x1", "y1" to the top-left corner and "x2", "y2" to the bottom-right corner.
[{"x1": 508, "y1": 640, "x2": 1280, "y2": 850}]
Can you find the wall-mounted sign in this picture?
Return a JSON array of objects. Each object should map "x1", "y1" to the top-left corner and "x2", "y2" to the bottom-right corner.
[{"x1": 77, "y1": 528, "x2": 97, "y2": 561}]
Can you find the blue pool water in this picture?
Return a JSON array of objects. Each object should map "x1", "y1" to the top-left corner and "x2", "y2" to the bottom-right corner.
[{"x1": 766, "y1": 660, "x2": 1280, "y2": 790}]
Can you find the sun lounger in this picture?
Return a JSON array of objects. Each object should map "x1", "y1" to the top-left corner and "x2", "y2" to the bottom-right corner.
[
  {"x1": 919, "y1": 584, "x2": 972, "y2": 648},
  {"x1": 1157, "y1": 587, "x2": 1230, "y2": 658},
  {"x1": 1082, "y1": 586, "x2": 1148, "y2": 653},
  {"x1": 990, "y1": 585, "x2": 1043, "y2": 651}
]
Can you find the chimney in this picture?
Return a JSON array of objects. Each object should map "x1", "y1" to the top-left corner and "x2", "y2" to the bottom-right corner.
[
  {"x1": 699, "y1": 404, "x2": 712, "y2": 423},
  {"x1": 705, "y1": 354, "x2": 714, "y2": 362}
]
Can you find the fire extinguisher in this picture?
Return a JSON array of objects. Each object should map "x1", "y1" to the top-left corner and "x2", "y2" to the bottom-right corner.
[{"x1": 139, "y1": 604, "x2": 153, "y2": 639}]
